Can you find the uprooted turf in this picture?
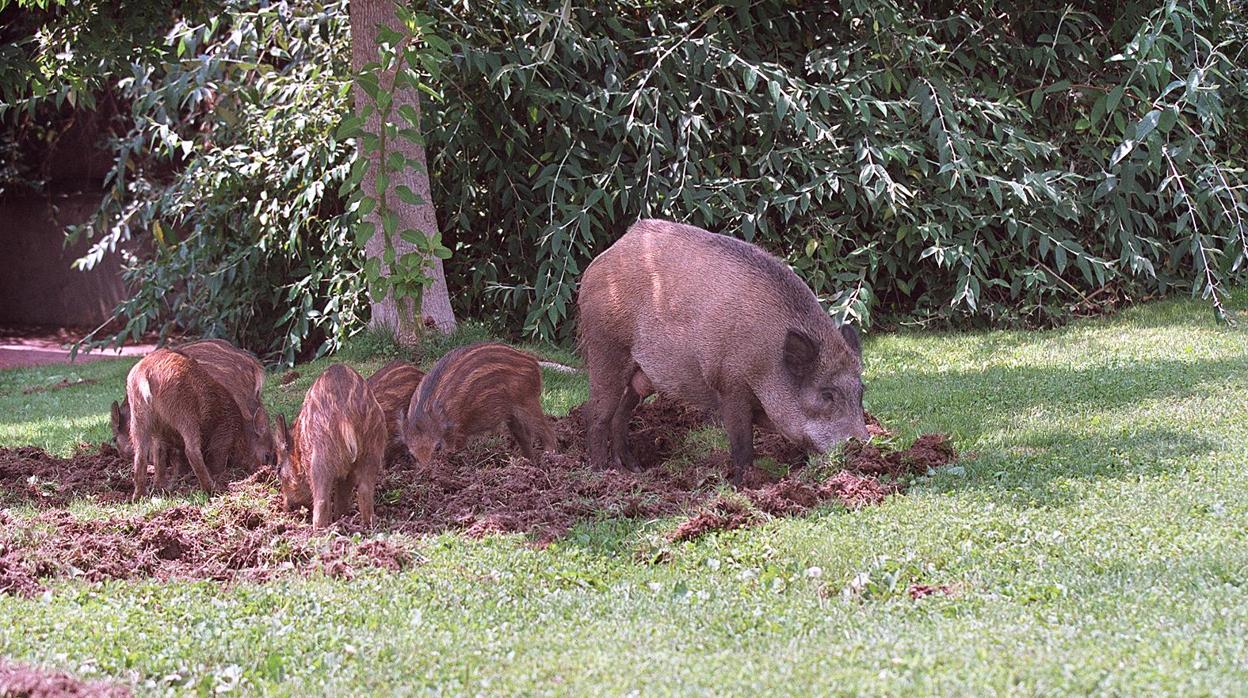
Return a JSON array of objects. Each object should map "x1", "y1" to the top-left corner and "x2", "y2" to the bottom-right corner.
[
  {"x1": 0, "y1": 396, "x2": 949, "y2": 593},
  {"x1": 0, "y1": 292, "x2": 1246, "y2": 695}
]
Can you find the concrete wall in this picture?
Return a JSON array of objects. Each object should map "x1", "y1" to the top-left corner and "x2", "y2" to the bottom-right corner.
[
  {"x1": 0, "y1": 191, "x2": 127, "y2": 327},
  {"x1": 0, "y1": 102, "x2": 130, "y2": 328}
]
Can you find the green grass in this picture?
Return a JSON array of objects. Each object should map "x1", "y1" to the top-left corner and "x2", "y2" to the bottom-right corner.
[{"x1": 2, "y1": 290, "x2": 1247, "y2": 695}]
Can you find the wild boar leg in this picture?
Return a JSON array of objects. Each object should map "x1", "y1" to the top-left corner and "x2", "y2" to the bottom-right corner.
[
  {"x1": 720, "y1": 390, "x2": 757, "y2": 486},
  {"x1": 131, "y1": 438, "x2": 151, "y2": 500},
  {"x1": 334, "y1": 472, "x2": 356, "y2": 521},
  {"x1": 584, "y1": 345, "x2": 632, "y2": 470},
  {"x1": 609, "y1": 383, "x2": 643, "y2": 471},
  {"x1": 205, "y1": 424, "x2": 234, "y2": 475},
  {"x1": 310, "y1": 464, "x2": 335, "y2": 529},
  {"x1": 178, "y1": 428, "x2": 219, "y2": 495},
  {"x1": 355, "y1": 451, "x2": 380, "y2": 527},
  {"x1": 152, "y1": 441, "x2": 171, "y2": 490}
]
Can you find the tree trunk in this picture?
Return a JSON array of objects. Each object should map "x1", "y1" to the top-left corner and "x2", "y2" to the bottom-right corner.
[{"x1": 350, "y1": 0, "x2": 456, "y2": 343}]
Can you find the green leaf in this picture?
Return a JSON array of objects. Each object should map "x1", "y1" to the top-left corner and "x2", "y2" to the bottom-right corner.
[
  {"x1": 1158, "y1": 106, "x2": 1179, "y2": 133},
  {"x1": 394, "y1": 185, "x2": 425, "y2": 206},
  {"x1": 744, "y1": 65, "x2": 758, "y2": 91},
  {"x1": 1109, "y1": 139, "x2": 1135, "y2": 167},
  {"x1": 1105, "y1": 84, "x2": 1125, "y2": 117},
  {"x1": 337, "y1": 115, "x2": 365, "y2": 139},
  {"x1": 1134, "y1": 110, "x2": 1161, "y2": 141}
]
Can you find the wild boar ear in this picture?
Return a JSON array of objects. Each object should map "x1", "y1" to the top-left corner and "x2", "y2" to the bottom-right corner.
[
  {"x1": 839, "y1": 324, "x2": 862, "y2": 357},
  {"x1": 253, "y1": 407, "x2": 270, "y2": 433},
  {"x1": 783, "y1": 329, "x2": 819, "y2": 378},
  {"x1": 275, "y1": 413, "x2": 289, "y2": 446},
  {"x1": 109, "y1": 401, "x2": 122, "y2": 430}
]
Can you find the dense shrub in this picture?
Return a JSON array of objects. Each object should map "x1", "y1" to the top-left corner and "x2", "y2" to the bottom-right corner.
[
  {"x1": 68, "y1": 1, "x2": 365, "y2": 365},
  {"x1": 428, "y1": 0, "x2": 1247, "y2": 338},
  {"x1": 6, "y1": 0, "x2": 1246, "y2": 358}
]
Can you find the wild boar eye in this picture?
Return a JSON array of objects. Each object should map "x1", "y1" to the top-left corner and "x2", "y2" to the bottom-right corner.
[{"x1": 819, "y1": 388, "x2": 837, "y2": 402}]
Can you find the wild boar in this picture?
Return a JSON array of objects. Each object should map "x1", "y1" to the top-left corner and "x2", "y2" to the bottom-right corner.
[
  {"x1": 400, "y1": 343, "x2": 555, "y2": 467},
  {"x1": 125, "y1": 349, "x2": 270, "y2": 498},
  {"x1": 366, "y1": 360, "x2": 426, "y2": 459},
  {"x1": 577, "y1": 218, "x2": 868, "y2": 484},
  {"x1": 111, "y1": 338, "x2": 270, "y2": 467},
  {"x1": 273, "y1": 364, "x2": 386, "y2": 528}
]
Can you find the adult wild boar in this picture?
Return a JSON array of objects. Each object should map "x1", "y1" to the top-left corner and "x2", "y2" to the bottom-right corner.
[
  {"x1": 578, "y1": 218, "x2": 868, "y2": 484},
  {"x1": 125, "y1": 349, "x2": 271, "y2": 498},
  {"x1": 273, "y1": 364, "x2": 386, "y2": 528}
]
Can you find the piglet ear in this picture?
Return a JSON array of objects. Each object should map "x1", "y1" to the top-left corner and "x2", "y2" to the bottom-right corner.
[
  {"x1": 110, "y1": 401, "x2": 123, "y2": 430},
  {"x1": 783, "y1": 329, "x2": 819, "y2": 378},
  {"x1": 840, "y1": 324, "x2": 861, "y2": 357},
  {"x1": 275, "y1": 413, "x2": 290, "y2": 446}
]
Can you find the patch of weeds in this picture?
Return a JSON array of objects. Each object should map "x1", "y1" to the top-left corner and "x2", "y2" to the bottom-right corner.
[{"x1": 838, "y1": 553, "x2": 949, "y2": 602}]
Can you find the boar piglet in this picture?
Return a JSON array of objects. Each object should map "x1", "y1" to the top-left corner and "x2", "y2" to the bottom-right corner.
[
  {"x1": 273, "y1": 364, "x2": 386, "y2": 529},
  {"x1": 400, "y1": 343, "x2": 555, "y2": 467},
  {"x1": 125, "y1": 349, "x2": 270, "y2": 499},
  {"x1": 110, "y1": 337, "x2": 272, "y2": 467},
  {"x1": 578, "y1": 218, "x2": 869, "y2": 485},
  {"x1": 366, "y1": 360, "x2": 426, "y2": 461}
]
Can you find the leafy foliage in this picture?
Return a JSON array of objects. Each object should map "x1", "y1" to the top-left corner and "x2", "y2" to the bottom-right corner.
[
  {"x1": 4, "y1": 0, "x2": 1246, "y2": 355},
  {"x1": 65, "y1": 1, "x2": 364, "y2": 365},
  {"x1": 338, "y1": 5, "x2": 453, "y2": 315},
  {"x1": 428, "y1": 0, "x2": 1248, "y2": 338}
]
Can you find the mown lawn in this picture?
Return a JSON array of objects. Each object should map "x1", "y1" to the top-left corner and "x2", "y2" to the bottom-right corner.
[{"x1": 1, "y1": 290, "x2": 1246, "y2": 696}]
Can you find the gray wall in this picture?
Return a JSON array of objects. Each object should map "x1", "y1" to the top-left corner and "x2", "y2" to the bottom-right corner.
[
  {"x1": 0, "y1": 191, "x2": 127, "y2": 327},
  {"x1": 1, "y1": 105, "x2": 129, "y2": 328}
]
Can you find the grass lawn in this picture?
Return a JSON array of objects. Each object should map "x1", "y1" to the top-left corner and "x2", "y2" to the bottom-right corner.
[{"x1": 1, "y1": 290, "x2": 1246, "y2": 695}]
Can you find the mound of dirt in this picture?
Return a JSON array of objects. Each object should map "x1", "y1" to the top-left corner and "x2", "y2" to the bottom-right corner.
[
  {"x1": 0, "y1": 444, "x2": 263, "y2": 508},
  {"x1": 0, "y1": 658, "x2": 129, "y2": 697},
  {"x1": 0, "y1": 480, "x2": 412, "y2": 598},
  {"x1": 844, "y1": 434, "x2": 957, "y2": 476},
  {"x1": 664, "y1": 434, "x2": 956, "y2": 542},
  {"x1": 0, "y1": 395, "x2": 957, "y2": 591},
  {"x1": 0, "y1": 446, "x2": 131, "y2": 507},
  {"x1": 669, "y1": 497, "x2": 759, "y2": 542}
]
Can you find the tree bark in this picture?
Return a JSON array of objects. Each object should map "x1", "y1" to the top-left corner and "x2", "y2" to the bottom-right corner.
[{"x1": 350, "y1": 0, "x2": 456, "y2": 342}]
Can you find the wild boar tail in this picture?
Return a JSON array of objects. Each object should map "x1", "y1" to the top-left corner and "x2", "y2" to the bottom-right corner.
[{"x1": 339, "y1": 422, "x2": 359, "y2": 462}]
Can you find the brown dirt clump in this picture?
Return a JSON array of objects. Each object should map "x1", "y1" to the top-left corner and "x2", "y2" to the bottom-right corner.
[
  {"x1": 907, "y1": 583, "x2": 956, "y2": 600},
  {"x1": 0, "y1": 658, "x2": 130, "y2": 697},
  {"x1": 663, "y1": 432, "x2": 956, "y2": 542},
  {"x1": 668, "y1": 497, "x2": 759, "y2": 542},
  {"x1": 0, "y1": 446, "x2": 131, "y2": 507},
  {"x1": 0, "y1": 397, "x2": 955, "y2": 589},
  {"x1": 0, "y1": 443, "x2": 265, "y2": 508},
  {"x1": 279, "y1": 370, "x2": 301, "y2": 385},
  {"x1": 844, "y1": 433, "x2": 957, "y2": 476},
  {"x1": 666, "y1": 471, "x2": 898, "y2": 542},
  {"x1": 0, "y1": 478, "x2": 412, "y2": 598}
]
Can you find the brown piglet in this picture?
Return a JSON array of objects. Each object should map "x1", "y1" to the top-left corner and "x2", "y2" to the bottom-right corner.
[
  {"x1": 125, "y1": 349, "x2": 270, "y2": 499},
  {"x1": 273, "y1": 364, "x2": 386, "y2": 528},
  {"x1": 400, "y1": 343, "x2": 555, "y2": 467},
  {"x1": 366, "y1": 360, "x2": 426, "y2": 460},
  {"x1": 111, "y1": 338, "x2": 270, "y2": 468}
]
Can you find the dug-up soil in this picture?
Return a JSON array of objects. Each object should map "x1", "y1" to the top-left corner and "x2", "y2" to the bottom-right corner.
[
  {"x1": 0, "y1": 397, "x2": 956, "y2": 596},
  {"x1": 0, "y1": 659, "x2": 130, "y2": 698}
]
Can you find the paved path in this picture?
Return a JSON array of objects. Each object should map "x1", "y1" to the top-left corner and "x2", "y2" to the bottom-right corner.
[{"x1": 0, "y1": 328, "x2": 154, "y2": 370}]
